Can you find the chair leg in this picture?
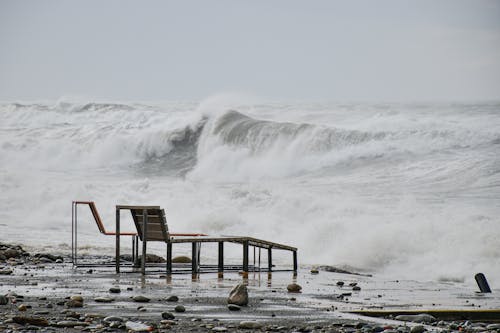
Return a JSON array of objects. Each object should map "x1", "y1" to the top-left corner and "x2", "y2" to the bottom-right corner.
[{"x1": 141, "y1": 209, "x2": 148, "y2": 275}]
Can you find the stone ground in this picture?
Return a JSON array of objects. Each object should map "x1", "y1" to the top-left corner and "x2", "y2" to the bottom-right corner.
[{"x1": 1, "y1": 242, "x2": 500, "y2": 333}]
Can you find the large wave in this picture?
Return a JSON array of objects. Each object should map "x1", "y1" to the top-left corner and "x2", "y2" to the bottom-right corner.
[{"x1": 1, "y1": 100, "x2": 499, "y2": 284}]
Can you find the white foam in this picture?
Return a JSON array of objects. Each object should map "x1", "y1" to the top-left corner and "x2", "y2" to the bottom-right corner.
[{"x1": 1, "y1": 99, "x2": 499, "y2": 286}]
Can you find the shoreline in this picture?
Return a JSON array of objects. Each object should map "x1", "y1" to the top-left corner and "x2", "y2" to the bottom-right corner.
[{"x1": 1, "y1": 242, "x2": 500, "y2": 332}]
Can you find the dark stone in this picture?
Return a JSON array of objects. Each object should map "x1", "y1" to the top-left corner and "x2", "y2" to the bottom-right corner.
[
  {"x1": 166, "y1": 295, "x2": 179, "y2": 302},
  {"x1": 336, "y1": 281, "x2": 344, "y2": 287},
  {"x1": 132, "y1": 295, "x2": 150, "y2": 303},
  {"x1": 65, "y1": 300, "x2": 83, "y2": 308},
  {"x1": 109, "y1": 287, "x2": 121, "y2": 293},
  {"x1": 287, "y1": 283, "x2": 302, "y2": 293},
  {"x1": 137, "y1": 254, "x2": 166, "y2": 263},
  {"x1": 0, "y1": 295, "x2": 8, "y2": 305},
  {"x1": 172, "y1": 255, "x2": 191, "y2": 263},
  {"x1": 161, "y1": 312, "x2": 175, "y2": 320},
  {"x1": 228, "y1": 304, "x2": 241, "y2": 311},
  {"x1": 352, "y1": 286, "x2": 361, "y2": 291},
  {"x1": 174, "y1": 305, "x2": 186, "y2": 313},
  {"x1": 12, "y1": 316, "x2": 49, "y2": 326}
]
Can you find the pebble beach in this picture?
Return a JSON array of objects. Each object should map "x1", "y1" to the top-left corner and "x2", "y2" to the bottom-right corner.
[{"x1": 1, "y1": 242, "x2": 499, "y2": 333}]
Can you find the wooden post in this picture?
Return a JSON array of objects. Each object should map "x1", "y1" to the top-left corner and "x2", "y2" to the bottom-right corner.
[
  {"x1": 115, "y1": 207, "x2": 120, "y2": 273},
  {"x1": 293, "y1": 250, "x2": 298, "y2": 272},
  {"x1": 218, "y1": 242, "x2": 224, "y2": 277},
  {"x1": 243, "y1": 240, "x2": 249, "y2": 273},
  {"x1": 268, "y1": 247, "x2": 272, "y2": 272},
  {"x1": 166, "y1": 242, "x2": 172, "y2": 274},
  {"x1": 141, "y1": 209, "x2": 147, "y2": 275}
]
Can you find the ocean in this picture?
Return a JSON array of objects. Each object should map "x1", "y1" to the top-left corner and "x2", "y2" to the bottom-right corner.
[{"x1": 1, "y1": 98, "x2": 499, "y2": 285}]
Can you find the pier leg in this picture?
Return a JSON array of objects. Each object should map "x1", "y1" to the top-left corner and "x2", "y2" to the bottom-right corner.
[
  {"x1": 115, "y1": 207, "x2": 120, "y2": 273},
  {"x1": 268, "y1": 247, "x2": 272, "y2": 272},
  {"x1": 141, "y1": 209, "x2": 148, "y2": 275},
  {"x1": 243, "y1": 240, "x2": 249, "y2": 273},
  {"x1": 218, "y1": 242, "x2": 224, "y2": 278},
  {"x1": 166, "y1": 242, "x2": 172, "y2": 274}
]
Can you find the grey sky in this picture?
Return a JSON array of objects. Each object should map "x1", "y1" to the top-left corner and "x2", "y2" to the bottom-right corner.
[{"x1": 1, "y1": 0, "x2": 499, "y2": 102}]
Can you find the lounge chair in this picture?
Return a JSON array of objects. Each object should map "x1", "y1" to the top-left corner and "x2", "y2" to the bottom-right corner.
[{"x1": 116, "y1": 205, "x2": 298, "y2": 275}]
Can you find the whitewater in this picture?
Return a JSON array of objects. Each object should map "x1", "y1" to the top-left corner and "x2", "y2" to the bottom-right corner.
[{"x1": 1, "y1": 98, "x2": 499, "y2": 285}]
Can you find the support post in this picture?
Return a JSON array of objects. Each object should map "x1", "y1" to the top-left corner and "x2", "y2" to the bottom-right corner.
[
  {"x1": 166, "y1": 242, "x2": 172, "y2": 274},
  {"x1": 218, "y1": 242, "x2": 224, "y2": 276},
  {"x1": 243, "y1": 240, "x2": 249, "y2": 273},
  {"x1": 268, "y1": 247, "x2": 272, "y2": 272},
  {"x1": 192, "y1": 242, "x2": 199, "y2": 274},
  {"x1": 141, "y1": 209, "x2": 148, "y2": 275},
  {"x1": 74, "y1": 203, "x2": 78, "y2": 266},
  {"x1": 293, "y1": 250, "x2": 298, "y2": 272},
  {"x1": 132, "y1": 236, "x2": 136, "y2": 263},
  {"x1": 115, "y1": 207, "x2": 120, "y2": 273}
]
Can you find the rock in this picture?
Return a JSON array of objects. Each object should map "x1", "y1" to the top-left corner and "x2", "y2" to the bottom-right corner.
[
  {"x1": 94, "y1": 297, "x2": 114, "y2": 303},
  {"x1": 352, "y1": 286, "x2": 361, "y2": 291},
  {"x1": 109, "y1": 287, "x2": 121, "y2": 293},
  {"x1": 410, "y1": 325, "x2": 426, "y2": 333},
  {"x1": 395, "y1": 314, "x2": 436, "y2": 323},
  {"x1": 66, "y1": 299, "x2": 83, "y2": 308},
  {"x1": 336, "y1": 281, "x2": 344, "y2": 286},
  {"x1": 18, "y1": 304, "x2": 27, "y2": 311},
  {"x1": 228, "y1": 283, "x2": 248, "y2": 306},
  {"x1": 137, "y1": 254, "x2": 166, "y2": 263},
  {"x1": 70, "y1": 295, "x2": 83, "y2": 302},
  {"x1": 239, "y1": 321, "x2": 263, "y2": 329},
  {"x1": 166, "y1": 295, "x2": 179, "y2": 302},
  {"x1": 175, "y1": 305, "x2": 186, "y2": 312},
  {"x1": 34, "y1": 253, "x2": 63, "y2": 262},
  {"x1": 0, "y1": 295, "x2": 8, "y2": 305},
  {"x1": 228, "y1": 304, "x2": 241, "y2": 311},
  {"x1": 310, "y1": 268, "x2": 319, "y2": 274},
  {"x1": 103, "y1": 316, "x2": 125, "y2": 323},
  {"x1": 161, "y1": 312, "x2": 175, "y2": 320},
  {"x1": 172, "y1": 255, "x2": 191, "y2": 263},
  {"x1": 0, "y1": 268, "x2": 13, "y2": 275},
  {"x1": 287, "y1": 283, "x2": 302, "y2": 293},
  {"x1": 132, "y1": 295, "x2": 150, "y2": 303},
  {"x1": 12, "y1": 316, "x2": 49, "y2": 326},
  {"x1": 487, "y1": 324, "x2": 500, "y2": 330},
  {"x1": 213, "y1": 327, "x2": 228, "y2": 332},
  {"x1": 3, "y1": 249, "x2": 20, "y2": 259},
  {"x1": 55, "y1": 258, "x2": 63, "y2": 263},
  {"x1": 349, "y1": 282, "x2": 358, "y2": 287},
  {"x1": 56, "y1": 320, "x2": 89, "y2": 327},
  {"x1": 125, "y1": 321, "x2": 152, "y2": 332}
]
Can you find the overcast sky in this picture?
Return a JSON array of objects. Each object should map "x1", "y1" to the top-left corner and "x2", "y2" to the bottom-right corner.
[{"x1": 1, "y1": 0, "x2": 499, "y2": 102}]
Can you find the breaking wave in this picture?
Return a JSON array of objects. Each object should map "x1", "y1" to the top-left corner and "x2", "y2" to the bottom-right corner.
[{"x1": 1, "y1": 100, "x2": 500, "y2": 285}]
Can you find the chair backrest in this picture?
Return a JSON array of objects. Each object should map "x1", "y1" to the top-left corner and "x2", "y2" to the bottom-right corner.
[
  {"x1": 73, "y1": 201, "x2": 107, "y2": 234},
  {"x1": 130, "y1": 208, "x2": 169, "y2": 242}
]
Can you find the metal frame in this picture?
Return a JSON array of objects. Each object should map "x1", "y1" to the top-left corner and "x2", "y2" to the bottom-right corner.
[{"x1": 71, "y1": 201, "x2": 138, "y2": 268}]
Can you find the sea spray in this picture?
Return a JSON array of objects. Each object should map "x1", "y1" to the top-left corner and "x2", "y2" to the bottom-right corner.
[{"x1": 0, "y1": 100, "x2": 499, "y2": 284}]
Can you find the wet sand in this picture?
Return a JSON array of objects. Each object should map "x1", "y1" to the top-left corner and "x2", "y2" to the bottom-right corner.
[{"x1": 1, "y1": 248, "x2": 500, "y2": 332}]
